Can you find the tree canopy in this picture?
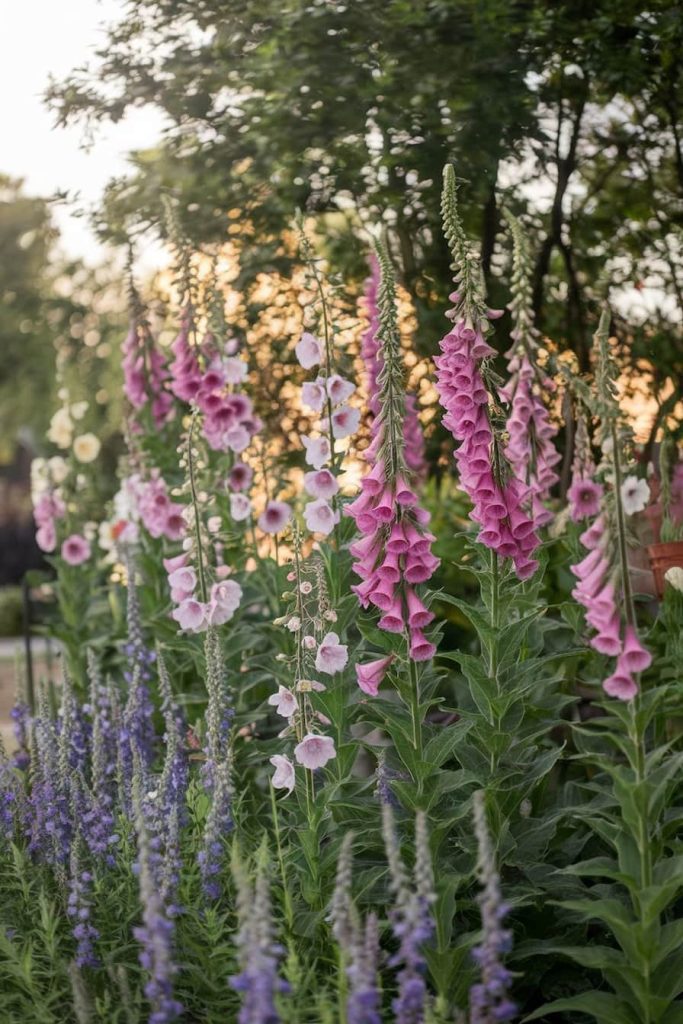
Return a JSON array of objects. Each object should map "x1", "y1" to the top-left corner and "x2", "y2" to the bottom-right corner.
[{"x1": 48, "y1": 0, "x2": 683, "y2": 381}]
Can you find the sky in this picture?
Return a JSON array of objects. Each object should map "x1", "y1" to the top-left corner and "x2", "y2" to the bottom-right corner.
[{"x1": 2, "y1": 0, "x2": 167, "y2": 268}]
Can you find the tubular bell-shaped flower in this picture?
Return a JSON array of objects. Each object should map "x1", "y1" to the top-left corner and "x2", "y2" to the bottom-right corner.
[
  {"x1": 122, "y1": 268, "x2": 174, "y2": 430},
  {"x1": 268, "y1": 539, "x2": 338, "y2": 794},
  {"x1": 569, "y1": 310, "x2": 651, "y2": 701},
  {"x1": 499, "y1": 212, "x2": 560, "y2": 527},
  {"x1": 567, "y1": 413, "x2": 603, "y2": 522},
  {"x1": 296, "y1": 225, "x2": 353, "y2": 537},
  {"x1": 360, "y1": 255, "x2": 427, "y2": 482},
  {"x1": 348, "y1": 238, "x2": 439, "y2": 670},
  {"x1": 434, "y1": 167, "x2": 540, "y2": 579}
]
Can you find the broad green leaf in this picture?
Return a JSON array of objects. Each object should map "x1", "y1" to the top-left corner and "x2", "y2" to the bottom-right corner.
[{"x1": 523, "y1": 991, "x2": 642, "y2": 1024}]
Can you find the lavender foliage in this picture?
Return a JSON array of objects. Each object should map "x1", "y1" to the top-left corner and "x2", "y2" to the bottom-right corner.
[
  {"x1": 67, "y1": 841, "x2": 100, "y2": 968},
  {"x1": 133, "y1": 780, "x2": 183, "y2": 1024},
  {"x1": 469, "y1": 791, "x2": 516, "y2": 1024},
  {"x1": 198, "y1": 753, "x2": 233, "y2": 901},
  {"x1": 229, "y1": 851, "x2": 290, "y2": 1024},
  {"x1": 382, "y1": 807, "x2": 435, "y2": 1024}
]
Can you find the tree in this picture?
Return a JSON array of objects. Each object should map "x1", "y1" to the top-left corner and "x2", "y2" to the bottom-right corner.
[{"x1": 48, "y1": 0, "x2": 682, "y2": 376}]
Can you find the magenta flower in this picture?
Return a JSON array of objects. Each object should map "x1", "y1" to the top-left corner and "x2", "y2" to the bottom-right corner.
[
  {"x1": 294, "y1": 733, "x2": 336, "y2": 769},
  {"x1": 61, "y1": 534, "x2": 91, "y2": 566},
  {"x1": 355, "y1": 655, "x2": 394, "y2": 696},
  {"x1": 257, "y1": 501, "x2": 292, "y2": 535},
  {"x1": 315, "y1": 632, "x2": 348, "y2": 674},
  {"x1": 603, "y1": 670, "x2": 638, "y2": 701},
  {"x1": 620, "y1": 625, "x2": 652, "y2": 673},
  {"x1": 434, "y1": 312, "x2": 539, "y2": 579},
  {"x1": 348, "y1": 246, "x2": 439, "y2": 664},
  {"x1": 122, "y1": 312, "x2": 174, "y2": 428},
  {"x1": 295, "y1": 332, "x2": 323, "y2": 369},
  {"x1": 168, "y1": 566, "x2": 197, "y2": 594},
  {"x1": 36, "y1": 522, "x2": 57, "y2": 553},
  {"x1": 270, "y1": 754, "x2": 296, "y2": 794},
  {"x1": 228, "y1": 462, "x2": 253, "y2": 492},
  {"x1": 568, "y1": 478, "x2": 604, "y2": 522},
  {"x1": 570, "y1": 497, "x2": 651, "y2": 701},
  {"x1": 163, "y1": 553, "x2": 188, "y2": 574}
]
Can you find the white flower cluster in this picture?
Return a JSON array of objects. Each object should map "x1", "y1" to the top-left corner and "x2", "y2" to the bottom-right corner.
[{"x1": 296, "y1": 331, "x2": 358, "y2": 536}]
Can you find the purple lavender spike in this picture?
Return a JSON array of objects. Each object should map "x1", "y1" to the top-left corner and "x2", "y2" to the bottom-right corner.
[
  {"x1": 229, "y1": 852, "x2": 290, "y2": 1023},
  {"x1": 382, "y1": 806, "x2": 435, "y2": 1024},
  {"x1": 469, "y1": 791, "x2": 517, "y2": 1024}
]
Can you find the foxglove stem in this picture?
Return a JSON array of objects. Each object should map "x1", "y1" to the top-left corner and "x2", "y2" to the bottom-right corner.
[
  {"x1": 301, "y1": 233, "x2": 338, "y2": 471},
  {"x1": 408, "y1": 656, "x2": 423, "y2": 765},
  {"x1": 610, "y1": 423, "x2": 636, "y2": 630},
  {"x1": 187, "y1": 413, "x2": 208, "y2": 603}
]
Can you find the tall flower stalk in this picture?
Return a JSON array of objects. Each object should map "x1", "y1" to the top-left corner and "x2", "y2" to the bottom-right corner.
[
  {"x1": 360, "y1": 255, "x2": 427, "y2": 482},
  {"x1": 500, "y1": 212, "x2": 560, "y2": 527},
  {"x1": 348, "y1": 238, "x2": 439, "y2": 740},
  {"x1": 435, "y1": 167, "x2": 539, "y2": 580},
  {"x1": 296, "y1": 224, "x2": 358, "y2": 540},
  {"x1": 569, "y1": 308, "x2": 652, "y2": 700}
]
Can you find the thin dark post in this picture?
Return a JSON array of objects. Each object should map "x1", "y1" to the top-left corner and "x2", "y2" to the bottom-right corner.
[{"x1": 21, "y1": 576, "x2": 35, "y2": 712}]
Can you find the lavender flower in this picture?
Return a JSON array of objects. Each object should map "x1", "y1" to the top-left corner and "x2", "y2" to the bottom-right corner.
[
  {"x1": 469, "y1": 791, "x2": 516, "y2": 1024},
  {"x1": 382, "y1": 806, "x2": 435, "y2": 1024},
  {"x1": 202, "y1": 628, "x2": 233, "y2": 791},
  {"x1": 330, "y1": 833, "x2": 382, "y2": 1024},
  {"x1": 373, "y1": 751, "x2": 401, "y2": 807},
  {"x1": 29, "y1": 690, "x2": 72, "y2": 868},
  {"x1": 0, "y1": 744, "x2": 19, "y2": 839},
  {"x1": 118, "y1": 557, "x2": 156, "y2": 815},
  {"x1": 229, "y1": 847, "x2": 290, "y2": 1023},
  {"x1": 83, "y1": 652, "x2": 118, "y2": 864},
  {"x1": 133, "y1": 776, "x2": 183, "y2": 1024},
  {"x1": 347, "y1": 913, "x2": 382, "y2": 1024},
  {"x1": 157, "y1": 649, "x2": 189, "y2": 821},
  {"x1": 59, "y1": 672, "x2": 91, "y2": 778},
  {"x1": 10, "y1": 701, "x2": 31, "y2": 770},
  {"x1": 67, "y1": 838, "x2": 100, "y2": 968},
  {"x1": 198, "y1": 753, "x2": 233, "y2": 900}
]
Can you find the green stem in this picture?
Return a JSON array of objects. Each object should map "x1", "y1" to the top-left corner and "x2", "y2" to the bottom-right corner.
[
  {"x1": 408, "y1": 652, "x2": 423, "y2": 766},
  {"x1": 269, "y1": 783, "x2": 294, "y2": 933},
  {"x1": 610, "y1": 423, "x2": 636, "y2": 627},
  {"x1": 489, "y1": 549, "x2": 500, "y2": 776},
  {"x1": 187, "y1": 414, "x2": 208, "y2": 603},
  {"x1": 627, "y1": 701, "x2": 653, "y2": 1023}
]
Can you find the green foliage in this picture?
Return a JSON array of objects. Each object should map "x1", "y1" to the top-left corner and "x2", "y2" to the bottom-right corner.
[{"x1": 46, "y1": 1, "x2": 683, "y2": 376}]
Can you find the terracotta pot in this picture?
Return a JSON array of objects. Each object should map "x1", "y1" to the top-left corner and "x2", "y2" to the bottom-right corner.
[{"x1": 647, "y1": 541, "x2": 683, "y2": 599}]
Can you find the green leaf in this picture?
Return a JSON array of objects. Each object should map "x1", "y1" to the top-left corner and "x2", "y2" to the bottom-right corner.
[
  {"x1": 424, "y1": 722, "x2": 472, "y2": 766},
  {"x1": 557, "y1": 898, "x2": 641, "y2": 964},
  {"x1": 523, "y1": 991, "x2": 641, "y2": 1024},
  {"x1": 654, "y1": 919, "x2": 683, "y2": 969}
]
